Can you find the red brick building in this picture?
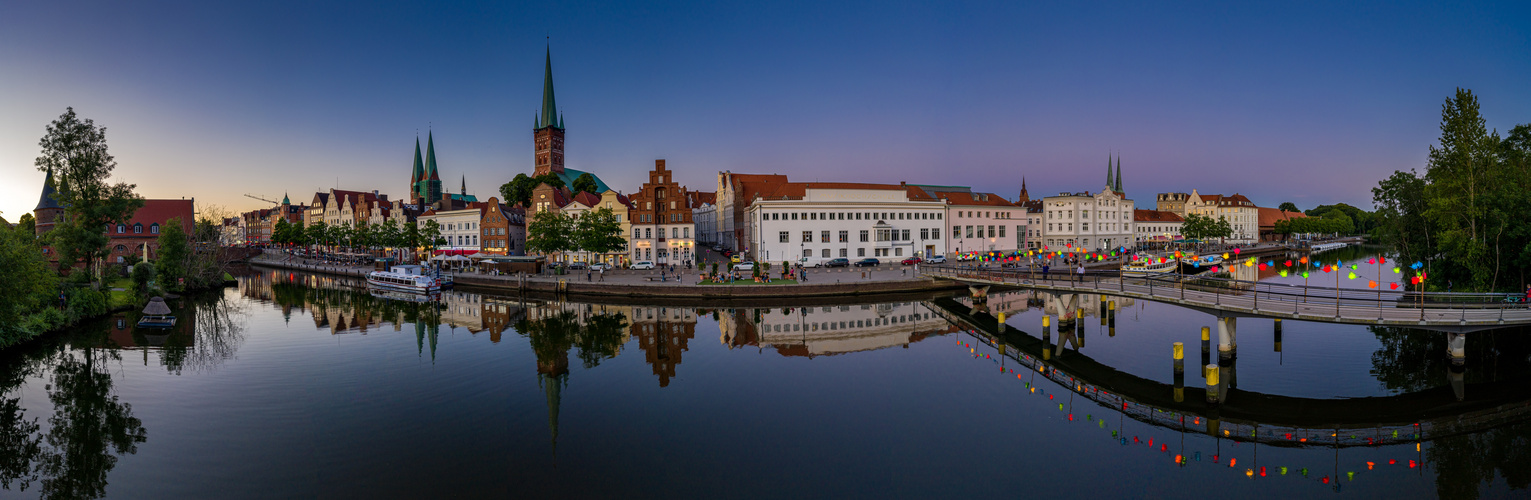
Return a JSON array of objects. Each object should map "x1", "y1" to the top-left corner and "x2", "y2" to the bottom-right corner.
[
  {"x1": 627, "y1": 160, "x2": 695, "y2": 265},
  {"x1": 105, "y1": 199, "x2": 197, "y2": 263}
]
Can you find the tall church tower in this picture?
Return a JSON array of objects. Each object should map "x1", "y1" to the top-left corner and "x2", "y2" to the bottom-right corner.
[
  {"x1": 533, "y1": 47, "x2": 565, "y2": 177},
  {"x1": 424, "y1": 131, "x2": 443, "y2": 204},
  {"x1": 410, "y1": 137, "x2": 424, "y2": 202}
]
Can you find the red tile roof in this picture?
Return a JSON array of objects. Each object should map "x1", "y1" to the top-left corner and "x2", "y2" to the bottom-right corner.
[
  {"x1": 117, "y1": 199, "x2": 195, "y2": 235},
  {"x1": 1257, "y1": 207, "x2": 1308, "y2": 228},
  {"x1": 934, "y1": 191, "x2": 1015, "y2": 206},
  {"x1": 1134, "y1": 209, "x2": 1184, "y2": 223}
]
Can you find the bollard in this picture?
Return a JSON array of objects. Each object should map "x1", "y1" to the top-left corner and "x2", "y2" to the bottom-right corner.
[
  {"x1": 1108, "y1": 300, "x2": 1117, "y2": 335},
  {"x1": 1200, "y1": 326, "x2": 1211, "y2": 377},
  {"x1": 1042, "y1": 316, "x2": 1051, "y2": 361},
  {"x1": 1100, "y1": 299, "x2": 1108, "y2": 325},
  {"x1": 1173, "y1": 342, "x2": 1185, "y2": 402},
  {"x1": 1205, "y1": 364, "x2": 1221, "y2": 404},
  {"x1": 1076, "y1": 308, "x2": 1086, "y2": 348},
  {"x1": 997, "y1": 312, "x2": 1006, "y2": 326},
  {"x1": 1274, "y1": 319, "x2": 1283, "y2": 352}
]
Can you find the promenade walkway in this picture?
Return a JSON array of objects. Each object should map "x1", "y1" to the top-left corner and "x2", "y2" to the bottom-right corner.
[{"x1": 923, "y1": 265, "x2": 1531, "y2": 332}]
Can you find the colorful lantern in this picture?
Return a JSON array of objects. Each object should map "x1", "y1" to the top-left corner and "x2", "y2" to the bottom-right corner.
[{"x1": 1390, "y1": 282, "x2": 1399, "y2": 290}]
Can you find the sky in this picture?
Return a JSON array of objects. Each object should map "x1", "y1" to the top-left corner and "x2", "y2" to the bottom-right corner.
[{"x1": 3, "y1": 0, "x2": 1529, "y2": 220}]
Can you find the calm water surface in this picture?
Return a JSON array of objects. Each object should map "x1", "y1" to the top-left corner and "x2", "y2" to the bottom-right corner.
[{"x1": 1, "y1": 259, "x2": 1528, "y2": 499}]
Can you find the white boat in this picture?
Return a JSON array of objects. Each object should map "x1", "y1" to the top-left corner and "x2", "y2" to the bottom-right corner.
[
  {"x1": 1123, "y1": 255, "x2": 1179, "y2": 276},
  {"x1": 367, "y1": 264, "x2": 451, "y2": 293},
  {"x1": 1309, "y1": 242, "x2": 1350, "y2": 253}
]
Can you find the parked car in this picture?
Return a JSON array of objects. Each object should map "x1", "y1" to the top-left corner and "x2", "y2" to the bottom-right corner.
[
  {"x1": 925, "y1": 255, "x2": 947, "y2": 264},
  {"x1": 568, "y1": 262, "x2": 588, "y2": 270},
  {"x1": 824, "y1": 258, "x2": 850, "y2": 268},
  {"x1": 900, "y1": 257, "x2": 923, "y2": 265},
  {"x1": 589, "y1": 263, "x2": 612, "y2": 271},
  {"x1": 797, "y1": 257, "x2": 823, "y2": 268},
  {"x1": 956, "y1": 253, "x2": 977, "y2": 262},
  {"x1": 853, "y1": 258, "x2": 880, "y2": 267},
  {"x1": 712, "y1": 245, "x2": 723, "y2": 252},
  {"x1": 732, "y1": 261, "x2": 755, "y2": 271},
  {"x1": 730, "y1": 254, "x2": 742, "y2": 264},
  {"x1": 631, "y1": 261, "x2": 656, "y2": 270}
]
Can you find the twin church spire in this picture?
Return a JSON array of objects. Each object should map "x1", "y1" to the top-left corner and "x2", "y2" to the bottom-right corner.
[
  {"x1": 409, "y1": 132, "x2": 443, "y2": 203},
  {"x1": 1106, "y1": 154, "x2": 1123, "y2": 193}
]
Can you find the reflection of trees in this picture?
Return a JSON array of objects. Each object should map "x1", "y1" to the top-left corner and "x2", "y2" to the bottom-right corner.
[
  {"x1": 160, "y1": 293, "x2": 250, "y2": 375},
  {"x1": 1369, "y1": 325, "x2": 1531, "y2": 499},
  {"x1": 0, "y1": 322, "x2": 148, "y2": 500},
  {"x1": 514, "y1": 308, "x2": 629, "y2": 453}
]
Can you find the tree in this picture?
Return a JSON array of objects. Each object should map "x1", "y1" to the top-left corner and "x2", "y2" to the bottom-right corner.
[
  {"x1": 0, "y1": 226, "x2": 58, "y2": 345},
  {"x1": 1373, "y1": 169, "x2": 1432, "y2": 260},
  {"x1": 572, "y1": 208, "x2": 626, "y2": 259},
  {"x1": 1277, "y1": 202, "x2": 1299, "y2": 213},
  {"x1": 525, "y1": 211, "x2": 575, "y2": 256},
  {"x1": 34, "y1": 108, "x2": 144, "y2": 282},
  {"x1": 571, "y1": 173, "x2": 599, "y2": 196},
  {"x1": 306, "y1": 221, "x2": 329, "y2": 251},
  {"x1": 130, "y1": 260, "x2": 155, "y2": 299},
  {"x1": 156, "y1": 218, "x2": 191, "y2": 292},
  {"x1": 1180, "y1": 213, "x2": 1230, "y2": 241},
  {"x1": 16, "y1": 214, "x2": 36, "y2": 236},
  {"x1": 419, "y1": 220, "x2": 445, "y2": 255}
]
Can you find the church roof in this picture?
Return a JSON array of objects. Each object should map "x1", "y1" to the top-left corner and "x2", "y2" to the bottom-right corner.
[
  {"x1": 35, "y1": 169, "x2": 62, "y2": 210},
  {"x1": 538, "y1": 47, "x2": 562, "y2": 130},
  {"x1": 411, "y1": 137, "x2": 424, "y2": 184},
  {"x1": 425, "y1": 132, "x2": 440, "y2": 181},
  {"x1": 555, "y1": 168, "x2": 609, "y2": 193}
]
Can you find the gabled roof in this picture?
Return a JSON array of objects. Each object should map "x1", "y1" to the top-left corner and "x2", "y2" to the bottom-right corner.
[
  {"x1": 1134, "y1": 209, "x2": 1184, "y2": 223},
  {"x1": 117, "y1": 200, "x2": 196, "y2": 235},
  {"x1": 569, "y1": 191, "x2": 601, "y2": 208}
]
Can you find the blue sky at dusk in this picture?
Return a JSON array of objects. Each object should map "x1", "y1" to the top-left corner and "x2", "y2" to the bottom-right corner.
[{"x1": 3, "y1": 0, "x2": 1528, "y2": 219}]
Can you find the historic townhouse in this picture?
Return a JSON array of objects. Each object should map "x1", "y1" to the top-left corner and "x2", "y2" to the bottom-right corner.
[
  {"x1": 689, "y1": 192, "x2": 717, "y2": 246},
  {"x1": 1133, "y1": 209, "x2": 1185, "y2": 242},
  {"x1": 715, "y1": 171, "x2": 790, "y2": 252},
  {"x1": 935, "y1": 189, "x2": 1026, "y2": 257},
  {"x1": 628, "y1": 160, "x2": 696, "y2": 265},
  {"x1": 744, "y1": 182, "x2": 947, "y2": 264},
  {"x1": 1186, "y1": 190, "x2": 1257, "y2": 244},
  {"x1": 1039, "y1": 189, "x2": 1136, "y2": 251},
  {"x1": 479, "y1": 197, "x2": 526, "y2": 256},
  {"x1": 417, "y1": 203, "x2": 485, "y2": 255}
]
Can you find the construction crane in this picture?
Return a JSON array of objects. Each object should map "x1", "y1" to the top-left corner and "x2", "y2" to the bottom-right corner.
[{"x1": 244, "y1": 194, "x2": 280, "y2": 205}]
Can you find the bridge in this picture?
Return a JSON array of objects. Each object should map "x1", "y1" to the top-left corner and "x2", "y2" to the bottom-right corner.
[
  {"x1": 923, "y1": 265, "x2": 1531, "y2": 334},
  {"x1": 926, "y1": 296, "x2": 1531, "y2": 448}
]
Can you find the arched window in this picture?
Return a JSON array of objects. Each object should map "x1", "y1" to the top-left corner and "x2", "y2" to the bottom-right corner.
[
  {"x1": 134, "y1": 223, "x2": 143, "y2": 234},
  {"x1": 150, "y1": 223, "x2": 160, "y2": 234},
  {"x1": 115, "y1": 245, "x2": 126, "y2": 252}
]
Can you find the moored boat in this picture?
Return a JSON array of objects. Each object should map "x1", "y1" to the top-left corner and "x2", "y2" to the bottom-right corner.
[
  {"x1": 367, "y1": 264, "x2": 451, "y2": 293},
  {"x1": 1123, "y1": 255, "x2": 1179, "y2": 276},
  {"x1": 1179, "y1": 254, "x2": 1224, "y2": 273},
  {"x1": 1309, "y1": 242, "x2": 1350, "y2": 253}
]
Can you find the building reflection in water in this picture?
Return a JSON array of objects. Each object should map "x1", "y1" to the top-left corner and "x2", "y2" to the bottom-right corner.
[{"x1": 720, "y1": 302, "x2": 958, "y2": 358}]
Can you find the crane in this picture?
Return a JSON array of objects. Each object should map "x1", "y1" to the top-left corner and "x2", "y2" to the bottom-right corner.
[{"x1": 244, "y1": 194, "x2": 280, "y2": 205}]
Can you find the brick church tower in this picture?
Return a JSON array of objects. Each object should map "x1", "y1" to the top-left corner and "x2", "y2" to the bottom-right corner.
[{"x1": 533, "y1": 47, "x2": 565, "y2": 177}]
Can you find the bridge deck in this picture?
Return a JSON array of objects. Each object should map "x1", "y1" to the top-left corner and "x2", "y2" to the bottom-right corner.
[{"x1": 924, "y1": 266, "x2": 1531, "y2": 331}]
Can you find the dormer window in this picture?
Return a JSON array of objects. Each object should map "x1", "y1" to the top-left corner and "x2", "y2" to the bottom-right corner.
[
  {"x1": 133, "y1": 223, "x2": 143, "y2": 234},
  {"x1": 117, "y1": 224, "x2": 126, "y2": 233}
]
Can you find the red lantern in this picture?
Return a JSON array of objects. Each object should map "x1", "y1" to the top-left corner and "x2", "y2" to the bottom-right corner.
[{"x1": 1390, "y1": 282, "x2": 1399, "y2": 290}]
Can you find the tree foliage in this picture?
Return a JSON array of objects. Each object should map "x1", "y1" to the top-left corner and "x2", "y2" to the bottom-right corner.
[
  {"x1": 499, "y1": 173, "x2": 568, "y2": 208},
  {"x1": 1372, "y1": 89, "x2": 1531, "y2": 291},
  {"x1": 155, "y1": 218, "x2": 191, "y2": 292},
  {"x1": 571, "y1": 173, "x2": 599, "y2": 196},
  {"x1": 1277, "y1": 202, "x2": 1299, "y2": 212},
  {"x1": 573, "y1": 208, "x2": 626, "y2": 255},
  {"x1": 34, "y1": 108, "x2": 144, "y2": 282},
  {"x1": 0, "y1": 225, "x2": 59, "y2": 346},
  {"x1": 526, "y1": 211, "x2": 575, "y2": 255},
  {"x1": 1180, "y1": 213, "x2": 1231, "y2": 241}
]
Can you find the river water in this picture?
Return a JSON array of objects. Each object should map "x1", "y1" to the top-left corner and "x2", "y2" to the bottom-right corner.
[{"x1": 1, "y1": 259, "x2": 1527, "y2": 499}]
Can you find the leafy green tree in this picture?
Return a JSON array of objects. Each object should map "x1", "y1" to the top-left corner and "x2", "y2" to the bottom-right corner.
[
  {"x1": 0, "y1": 226, "x2": 58, "y2": 345},
  {"x1": 535, "y1": 173, "x2": 566, "y2": 190},
  {"x1": 571, "y1": 173, "x2": 599, "y2": 196},
  {"x1": 156, "y1": 217, "x2": 191, "y2": 292},
  {"x1": 130, "y1": 260, "x2": 155, "y2": 299},
  {"x1": 34, "y1": 108, "x2": 144, "y2": 282},
  {"x1": 272, "y1": 218, "x2": 291, "y2": 246},
  {"x1": 1277, "y1": 202, "x2": 1299, "y2": 212},
  {"x1": 572, "y1": 208, "x2": 626, "y2": 259},
  {"x1": 500, "y1": 173, "x2": 568, "y2": 208},
  {"x1": 418, "y1": 220, "x2": 445, "y2": 256},
  {"x1": 1180, "y1": 213, "x2": 1230, "y2": 241},
  {"x1": 16, "y1": 213, "x2": 36, "y2": 236},
  {"x1": 526, "y1": 211, "x2": 574, "y2": 256}
]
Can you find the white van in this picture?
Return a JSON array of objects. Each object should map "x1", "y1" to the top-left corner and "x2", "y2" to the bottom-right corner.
[{"x1": 797, "y1": 257, "x2": 824, "y2": 268}]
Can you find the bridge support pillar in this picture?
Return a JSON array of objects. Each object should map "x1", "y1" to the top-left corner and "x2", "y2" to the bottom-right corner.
[
  {"x1": 1217, "y1": 317, "x2": 1238, "y2": 360},
  {"x1": 1449, "y1": 363, "x2": 1466, "y2": 402},
  {"x1": 968, "y1": 285, "x2": 990, "y2": 299},
  {"x1": 1447, "y1": 332, "x2": 1466, "y2": 366}
]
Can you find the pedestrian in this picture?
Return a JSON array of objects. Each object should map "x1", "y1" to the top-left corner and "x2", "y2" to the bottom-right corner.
[
  {"x1": 587, "y1": 270, "x2": 592, "y2": 282},
  {"x1": 1042, "y1": 264, "x2": 1050, "y2": 279}
]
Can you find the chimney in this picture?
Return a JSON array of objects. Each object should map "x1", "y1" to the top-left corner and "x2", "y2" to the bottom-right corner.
[{"x1": 656, "y1": 159, "x2": 666, "y2": 170}]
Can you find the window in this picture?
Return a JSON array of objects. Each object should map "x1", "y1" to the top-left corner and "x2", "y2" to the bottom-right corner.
[
  {"x1": 952, "y1": 226, "x2": 960, "y2": 239},
  {"x1": 900, "y1": 229, "x2": 909, "y2": 240},
  {"x1": 965, "y1": 226, "x2": 974, "y2": 238},
  {"x1": 645, "y1": 228, "x2": 652, "y2": 239},
  {"x1": 684, "y1": 228, "x2": 690, "y2": 238},
  {"x1": 134, "y1": 223, "x2": 143, "y2": 234},
  {"x1": 860, "y1": 230, "x2": 869, "y2": 242},
  {"x1": 931, "y1": 228, "x2": 940, "y2": 240},
  {"x1": 802, "y1": 231, "x2": 812, "y2": 242},
  {"x1": 780, "y1": 231, "x2": 789, "y2": 243},
  {"x1": 987, "y1": 225, "x2": 994, "y2": 238},
  {"x1": 803, "y1": 249, "x2": 812, "y2": 257},
  {"x1": 895, "y1": 247, "x2": 903, "y2": 256},
  {"x1": 839, "y1": 248, "x2": 847, "y2": 257},
  {"x1": 838, "y1": 230, "x2": 848, "y2": 243},
  {"x1": 857, "y1": 248, "x2": 866, "y2": 257},
  {"x1": 820, "y1": 231, "x2": 830, "y2": 243},
  {"x1": 999, "y1": 225, "x2": 1006, "y2": 238},
  {"x1": 920, "y1": 228, "x2": 928, "y2": 239},
  {"x1": 634, "y1": 228, "x2": 641, "y2": 239},
  {"x1": 117, "y1": 224, "x2": 125, "y2": 233},
  {"x1": 822, "y1": 249, "x2": 831, "y2": 258}
]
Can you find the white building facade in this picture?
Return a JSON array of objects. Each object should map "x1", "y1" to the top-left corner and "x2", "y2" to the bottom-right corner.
[
  {"x1": 744, "y1": 184, "x2": 948, "y2": 265},
  {"x1": 1038, "y1": 188, "x2": 1136, "y2": 251},
  {"x1": 936, "y1": 191, "x2": 1027, "y2": 257},
  {"x1": 418, "y1": 207, "x2": 483, "y2": 254}
]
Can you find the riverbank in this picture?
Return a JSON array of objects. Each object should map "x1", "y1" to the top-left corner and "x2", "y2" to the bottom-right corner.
[{"x1": 250, "y1": 253, "x2": 968, "y2": 299}]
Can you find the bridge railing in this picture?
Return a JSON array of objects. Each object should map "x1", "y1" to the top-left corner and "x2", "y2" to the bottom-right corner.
[{"x1": 924, "y1": 264, "x2": 1526, "y2": 316}]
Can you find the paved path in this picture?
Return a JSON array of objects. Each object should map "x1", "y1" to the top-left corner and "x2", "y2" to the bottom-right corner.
[{"x1": 925, "y1": 265, "x2": 1531, "y2": 332}]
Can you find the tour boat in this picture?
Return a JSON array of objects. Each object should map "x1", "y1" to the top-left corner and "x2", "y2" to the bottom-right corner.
[
  {"x1": 367, "y1": 264, "x2": 451, "y2": 293},
  {"x1": 1309, "y1": 242, "x2": 1350, "y2": 253},
  {"x1": 1179, "y1": 254, "x2": 1224, "y2": 273},
  {"x1": 137, "y1": 297, "x2": 176, "y2": 328},
  {"x1": 1123, "y1": 255, "x2": 1179, "y2": 276}
]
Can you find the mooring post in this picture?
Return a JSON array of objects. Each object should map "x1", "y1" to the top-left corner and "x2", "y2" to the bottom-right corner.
[
  {"x1": 1205, "y1": 363, "x2": 1221, "y2": 404},
  {"x1": 1108, "y1": 300, "x2": 1117, "y2": 336},
  {"x1": 1042, "y1": 315, "x2": 1051, "y2": 361},
  {"x1": 1076, "y1": 307, "x2": 1086, "y2": 348},
  {"x1": 1173, "y1": 342, "x2": 1185, "y2": 403},
  {"x1": 1200, "y1": 326, "x2": 1211, "y2": 378}
]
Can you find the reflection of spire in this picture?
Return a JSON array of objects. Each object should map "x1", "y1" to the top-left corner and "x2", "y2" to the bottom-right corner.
[
  {"x1": 539, "y1": 371, "x2": 567, "y2": 456},
  {"x1": 415, "y1": 320, "x2": 425, "y2": 356},
  {"x1": 428, "y1": 322, "x2": 439, "y2": 362}
]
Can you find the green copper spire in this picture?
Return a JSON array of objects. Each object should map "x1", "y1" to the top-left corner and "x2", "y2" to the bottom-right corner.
[
  {"x1": 1115, "y1": 158, "x2": 1122, "y2": 192},
  {"x1": 425, "y1": 131, "x2": 440, "y2": 180},
  {"x1": 282, "y1": 192, "x2": 290, "y2": 205},
  {"x1": 411, "y1": 137, "x2": 424, "y2": 196},
  {"x1": 540, "y1": 46, "x2": 560, "y2": 130},
  {"x1": 1107, "y1": 154, "x2": 1112, "y2": 188}
]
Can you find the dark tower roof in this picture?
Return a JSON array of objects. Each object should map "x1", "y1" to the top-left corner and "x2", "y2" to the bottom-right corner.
[
  {"x1": 425, "y1": 131, "x2": 440, "y2": 181},
  {"x1": 35, "y1": 168, "x2": 62, "y2": 210},
  {"x1": 411, "y1": 137, "x2": 424, "y2": 185},
  {"x1": 539, "y1": 47, "x2": 561, "y2": 130},
  {"x1": 1115, "y1": 158, "x2": 1122, "y2": 192}
]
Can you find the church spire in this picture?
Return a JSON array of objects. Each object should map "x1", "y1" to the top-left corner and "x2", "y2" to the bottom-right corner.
[
  {"x1": 461, "y1": 175, "x2": 466, "y2": 196},
  {"x1": 411, "y1": 137, "x2": 424, "y2": 197},
  {"x1": 1115, "y1": 157, "x2": 1122, "y2": 192},
  {"x1": 1018, "y1": 176, "x2": 1029, "y2": 203},
  {"x1": 1107, "y1": 154, "x2": 1113, "y2": 189},
  {"x1": 539, "y1": 46, "x2": 560, "y2": 130},
  {"x1": 282, "y1": 192, "x2": 290, "y2": 205},
  {"x1": 425, "y1": 131, "x2": 440, "y2": 181}
]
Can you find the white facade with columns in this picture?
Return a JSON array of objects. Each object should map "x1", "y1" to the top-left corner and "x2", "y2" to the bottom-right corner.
[{"x1": 745, "y1": 186, "x2": 948, "y2": 265}]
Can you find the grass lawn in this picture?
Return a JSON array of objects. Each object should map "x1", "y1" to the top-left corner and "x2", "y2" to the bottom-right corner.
[
  {"x1": 698, "y1": 279, "x2": 800, "y2": 286},
  {"x1": 107, "y1": 278, "x2": 135, "y2": 308}
]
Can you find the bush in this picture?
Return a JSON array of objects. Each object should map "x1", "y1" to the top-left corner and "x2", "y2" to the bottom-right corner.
[
  {"x1": 21, "y1": 308, "x2": 68, "y2": 336},
  {"x1": 65, "y1": 287, "x2": 108, "y2": 323},
  {"x1": 132, "y1": 261, "x2": 156, "y2": 297}
]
